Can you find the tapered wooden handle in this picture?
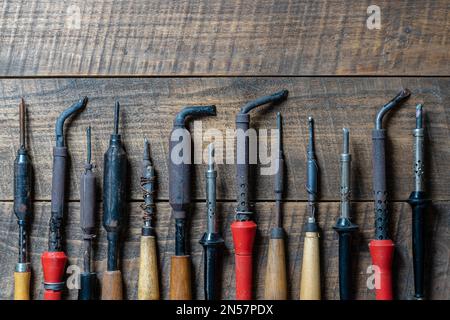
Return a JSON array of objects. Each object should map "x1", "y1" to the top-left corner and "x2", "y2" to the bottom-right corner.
[
  {"x1": 101, "y1": 270, "x2": 123, "y2": 300},
  {"x1": 300, "y1": 232, "x2": 321, "y2": 300},
  {"x1": 264, "y1": 238, "x2": 287, "y2": 300},
  {"x1": 169, "y1": 255, "x2": 192, "y2": 300},
  {"x1": 138, "y1": 236, "x2": 160, "y2": 300},
  {"x1": 14, "y1": 271, "x2": 31, "y2": 300}
]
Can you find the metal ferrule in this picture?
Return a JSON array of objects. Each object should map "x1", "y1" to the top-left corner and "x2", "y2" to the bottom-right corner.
[
  {"x1": 413, "y1": 128, "x2": 424, "y2": 192},
  {"x1": 15, "y1": 262, "x2": 30, "y2": 273},
  {"x1": 340, "y1": 154, "x2": 351, "y2": 219}
]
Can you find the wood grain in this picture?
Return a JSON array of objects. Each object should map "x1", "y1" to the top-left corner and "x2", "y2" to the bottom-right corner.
[
  {"x1": 0, "y1": 78, "x2": 448, "y2": 201},
  {"x1": 0, "y1": 201, "x2": 447, "y2": 300},
  {"x1": 137, "y1": 236, "x2": 160, "y2": 300},
  {"x1": 264, "y1": 238, "x2": 288, "y2": 299},
  {"x1": 0, "y1": 1, "x2": 448, "y2": 76}
]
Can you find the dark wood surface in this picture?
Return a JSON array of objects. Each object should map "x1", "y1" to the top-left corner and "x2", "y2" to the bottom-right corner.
[
  {"x1": 0, "y1": 0, "x2": 448, "y2": 76},
  {"x1": 0, "y1": 78, "x2": 449, "y2": 202},
  {"x1": 0, "y1": 78, "x2": 448, "y2": 300},
  {"x1": 0, "y1": 201, "x2": 448, "y2": 300},
  {"x1": 0, "y1": 0, "x2": 448, "y2": 301}
]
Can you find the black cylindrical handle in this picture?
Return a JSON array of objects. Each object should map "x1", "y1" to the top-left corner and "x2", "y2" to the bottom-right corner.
[
  {"x1": 408, "y1": 191, "x2": 429, "y2": 300},
  {"x1": 334, "y1": 217, "x2": 358, "y2": 300},
  {"x1": 200, "y1": 233, "x2": 224, "y2": 300},
  {"x1": 338, "y1": 232, "x2": 352, "y2": 300},
  {"x1": 78, "y1": 272, "x2": 97, "y2": 300}
]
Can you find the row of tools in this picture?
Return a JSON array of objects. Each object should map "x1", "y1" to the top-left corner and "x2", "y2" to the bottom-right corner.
[{"x1": 12, "y1": 88, "x2": 429, "y2": 300}]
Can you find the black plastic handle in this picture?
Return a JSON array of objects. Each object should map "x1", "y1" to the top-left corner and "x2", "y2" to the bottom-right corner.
[
  {"x1": 338, "y1": 232, "x2": 352, "y2": 300},
  {"x1": 200, "y1": 233, "x2": 224, "y2": 300},
  {"x1": 334, "y1": 217, "x2": 358, "y2": 300},
  {"x1": 408, "y1": 191, "x2": 430, "y2": 300},
  {"x1": 78, "y1": 272, "x2": 97, "y2": 300}
]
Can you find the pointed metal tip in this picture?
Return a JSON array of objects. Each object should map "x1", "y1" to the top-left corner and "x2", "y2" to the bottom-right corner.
[
  {"x1": 86, "y1": 126, "x2": 92, "y2": 164},
  {"x1": 416, "y1": 104, "x2": 423, "y2": 129},
  {"x1": 208, "y1": 143, "x2": 215, "y2": 166},
  {"x1": 114, "y1": 101, "x2": 120, "y2": 134},
  {"x1": 19, "y1": 98, "x2": 26, "y2": 148},
  {"x1": 143, "y1": 137, "x2": 150, "y2": 161},
  {"x1": 343, "y1": 128, "x2": 349, "y2": 154},
  {"x1": 81, "y1": 96, "x2": 88, "y2": 105}
]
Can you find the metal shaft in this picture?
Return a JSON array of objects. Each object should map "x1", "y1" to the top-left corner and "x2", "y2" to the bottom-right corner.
[
  {"x1": 206, "y1": 143, "x2": 217, "y2": 234},
  {"x1": 414, "y1": 104, "x2": 424, "y2": 192},
  {"x1": 306, "y1": 117, "x2": 318, "y2": 223},
  {"x1": 274, "y1": 112, "x2": 284, "y2": 228},
  {"x1": 340, "y1": 128, "x2": 351, "y2": 219},
  {"x1": 14, "y1": 98, "x2": 32, "y2": 271},
  {"x1": 141, "y1": 138, "x2": 156, "y2": 236}
]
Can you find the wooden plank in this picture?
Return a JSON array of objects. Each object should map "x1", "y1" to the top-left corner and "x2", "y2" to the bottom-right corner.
[
  {"x1": 0, "y1": 0, "x2": 448, "y2": 76},
  {"x1": 0, "y1": 201, "x2": 448, "y2": 300},
  {"x1": 0, "y1": 77, "x2": 449, "y2": 201}
]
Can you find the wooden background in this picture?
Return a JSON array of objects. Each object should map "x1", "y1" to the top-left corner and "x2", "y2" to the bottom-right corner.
[{"x1": 0, "y1": 1, "x2": 448, "y2": 300}]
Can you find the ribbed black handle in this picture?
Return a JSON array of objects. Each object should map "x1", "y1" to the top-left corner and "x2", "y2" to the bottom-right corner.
[
  {"x1": 78, "y1": 272, "x2": 97, "y2": 300},
  {"x1": 408, "y1": 191, "x2": 429, "y2": 300},
  {"x1": 200, "y1": 233, "x2": 224, "y2": 300}
]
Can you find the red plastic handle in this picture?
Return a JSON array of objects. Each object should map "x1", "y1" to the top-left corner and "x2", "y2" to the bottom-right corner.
[
  {"x1": 369, "y1": 239, "x2": 394, "y2": 300},
  {"x1": 231, "y1": 220, "x2": 256, "y2": 300},
  {"x1": 41, "y1": 251, "x2": 67, "y2": 300}
]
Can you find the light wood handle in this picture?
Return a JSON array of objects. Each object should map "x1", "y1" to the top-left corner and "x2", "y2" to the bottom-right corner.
[
  {"x1": 138, "y1": 236, "x2": 160, "y2": 300},
  {"x1": 169, "y1": 255, "x2": 192, "y2": 300},
  {"x1": 14, "y1": 271, "x2": 31, "y2": 300},
  {"x1": 264, "y1": 238, "x2": 287, "y2": 299},
  {"x1": 299, "y1": 231, "x2": 321, "y2": 300},
  {"x1": 101, "y1": 270, "x2": 123, "y2": 300}
]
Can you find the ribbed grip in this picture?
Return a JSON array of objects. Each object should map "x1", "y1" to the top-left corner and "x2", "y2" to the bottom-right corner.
[
  {"x1": 372, "y1": 129, "x2": 389, "y2": 240},
  {"x1": 200, "y1": 233, "x2": 224, "y2": 300}
]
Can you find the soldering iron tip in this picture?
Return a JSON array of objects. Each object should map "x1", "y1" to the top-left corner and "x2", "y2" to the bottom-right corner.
[
  {"x1": 208, "y1": 143, "x2": 215, "y2": 166},
  {"x1": 114, "y1": 101, "x2": 120, "y2": 135},
  {"x1": 343, "y1": 128, "x2": 349, "y2": 154},
  {"x1": 143, "y1": 137, "x2": 151, "y2": 161},
  {"x1": 416, "y1": 104, "x2": 423, "y2": 129}
]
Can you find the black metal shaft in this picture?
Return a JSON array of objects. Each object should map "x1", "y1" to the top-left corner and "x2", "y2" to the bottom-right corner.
[
  {"x1": 49, "y1": 97, "x2": 88, "y2": 252},
  {"x1": 169, "y1": 105, "x2": 217, "y2": 256},
  {"x1": 103, "y1": 101, "x2": 128, "y2": 271},
  {"x1": 372, "y1": 89, "x2": 410, "y2": 240},
  {"x1": 235, "y1": 90, "x2": 288, "y2": 221},
  {"x1": 14, "y1": 99, "x2": 32, "y2": 271}
]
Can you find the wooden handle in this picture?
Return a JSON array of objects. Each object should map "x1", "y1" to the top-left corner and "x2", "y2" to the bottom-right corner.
[
  {"x1": 14, "y1": 271, "x2": 31, "y2": 300},
  {"x1": 264, "y1": 238, "x2": 287, "y2": 299},
  {"x1": 138, "y1": 236, "x2": 160, "y2": 300},
  {"x1": 101, "y1": 270, "x2": 123, "y2": 300},
  {"x1": 169, "y1": 255, "x2": 191, "y2": 300},
  {"x1": 299, "y1": 231, "x2": 321, "y2": 300}
]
